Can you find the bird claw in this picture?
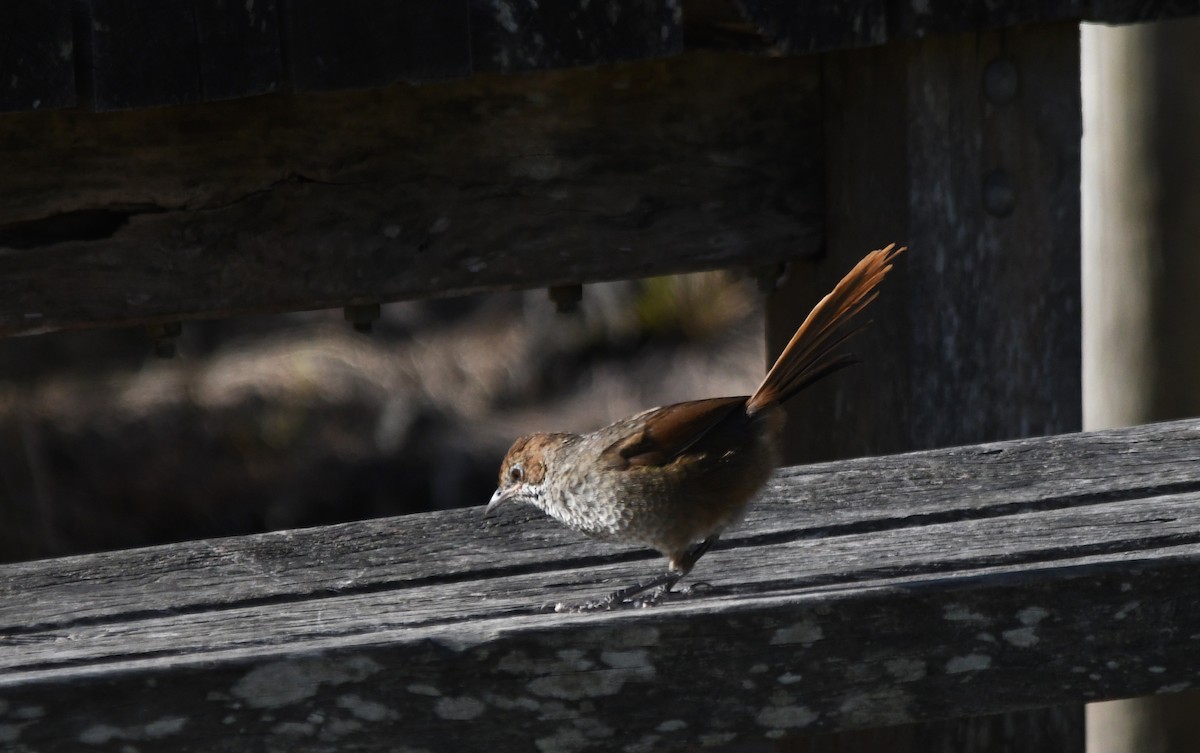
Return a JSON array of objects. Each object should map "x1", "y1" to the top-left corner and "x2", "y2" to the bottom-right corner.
[{"x1": 554, "y1": 577, "x2": 711, "y2": 613}]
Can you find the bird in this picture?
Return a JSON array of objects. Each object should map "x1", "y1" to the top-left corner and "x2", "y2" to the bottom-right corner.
[{"x1": 487, "y1": 244, "x2": 904, "y2": 610}]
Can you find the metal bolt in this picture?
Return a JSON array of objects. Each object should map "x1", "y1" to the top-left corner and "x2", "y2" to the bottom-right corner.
[
  {"x1": 344, "y1": 303, "x2": 381, "y2": 334},
  {"x1": 984, "y1": 58, "x2": 1019, "y2": 105},
  {"x1": 982, "y1": 170, "x2": 1016, "y2": 218},
  {"x1": 146, "y1": 321, "x2": 182, "y2": 358},
  {"x1": 548, "y1": 284, "x2": 583, "y2": 314}
]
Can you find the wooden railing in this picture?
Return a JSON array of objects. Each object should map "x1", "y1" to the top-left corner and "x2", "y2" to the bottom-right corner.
[{"x1": 2, "y1": 419, "x2": 1197, "y2": 750}]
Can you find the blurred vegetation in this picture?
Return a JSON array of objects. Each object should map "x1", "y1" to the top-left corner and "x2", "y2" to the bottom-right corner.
[{"x1": 0, "y1": 271, "x2": 762, "y2": 563}]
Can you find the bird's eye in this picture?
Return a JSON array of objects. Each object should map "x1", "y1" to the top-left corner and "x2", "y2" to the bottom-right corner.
[{"x1": 508, "y1": 465, "x2": 524, "y2": 483}]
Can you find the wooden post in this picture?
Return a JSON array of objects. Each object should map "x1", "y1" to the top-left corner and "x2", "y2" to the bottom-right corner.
[
  {"x1": 1083, "y1": 16, "x2": 1200, "y2": 753},
  {"x1": 768, "y1": 23, "x2": 1083, "y2": 751}
]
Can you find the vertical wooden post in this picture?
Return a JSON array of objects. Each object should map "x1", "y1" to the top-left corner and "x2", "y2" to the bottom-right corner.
[
  {"x1": 1083, "y1": 16, "x2": 1200, "y2": 753},
  {"x1": 767, "y1": 23, "x2": 1083, "y2": 751}
]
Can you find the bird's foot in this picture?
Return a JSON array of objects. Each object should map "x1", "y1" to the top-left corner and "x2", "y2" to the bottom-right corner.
[{"x1": 553, "y1": 573, "x2": 696, "y2": 612}]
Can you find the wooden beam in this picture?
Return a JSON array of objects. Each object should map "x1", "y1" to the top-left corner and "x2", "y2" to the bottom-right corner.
[
  {"x1": 0, "y1": 0, "x2": 75, "y2": 112},
  {"x1": 0, "y1": 52, "x2": 822, "y2": 337},
  {"x1": 0, "y1": 419, "x2": 1197, "y2": 751},
  {"x1": 765, "y1": 21, "x2": 1083, "y2": 752},
  {"x1": 769, "y1": 23, "x2": 1082, "y2": 459}
]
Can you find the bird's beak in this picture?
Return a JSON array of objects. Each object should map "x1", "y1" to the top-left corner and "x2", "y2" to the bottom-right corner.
[{"x1": 486, "y1": 487, "x2": 514, "y2": 515}]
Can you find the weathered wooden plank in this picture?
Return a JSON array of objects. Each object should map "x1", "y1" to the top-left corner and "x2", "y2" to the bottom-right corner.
[
  {"x1": 0, "y1": 0, "x2": 75, "y2": 112},
  {"x1": 0, "y1": 418, "x2": 1196, "y2": 751},
  {"x1": 769, "y1": 23, "x2": 1082, "y2": 462},
  {"x1": 731, "y1": 0, "x2": 1200, "y2": 53},
  {"x1": 3, "y1": 418, "x2": 1195, "y2": 632},
  {"x1": 469, "y1": 0, "x2": 682, "y2": 72},
  {"x1": 0, "y1": 52, "x2": 822, "y2": 337},
  {"x1": 282, "y1": 0, "x2": 469, "y2": 90},
  {"x1": 1086, "y1": 0, "x2": 1200, "y2": 24}
]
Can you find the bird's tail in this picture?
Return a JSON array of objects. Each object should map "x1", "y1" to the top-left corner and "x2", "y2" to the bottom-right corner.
[{"x1": 745, "y1": 244, "x2": 904, "y2": 415}]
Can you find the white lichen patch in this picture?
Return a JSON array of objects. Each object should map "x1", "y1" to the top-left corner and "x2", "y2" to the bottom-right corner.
[
  {"x1": 435, "y1": 696, "x2": 485, "y2": 721},
  {"x1": 770, "y1": 619, "x2": 823, "y2": 646},
  {"x1": 656, "y1": 719, "x2": 687, "y2": 732},
  {"x1": 231, "y1": 656, "x2": 381, "y2": 709},
  {"x1": 272, "y1": 721, "x2": 315, "y2": 736},
  {"x1": 406, "y1": 684, "x2": 441, "y2": 697},
  {"x1": 79, "y1": 724, "x2": 124, "y2": 745},
  {"x1": 624, "y1": 733, "x2": 661, "y2": 753},
  {"x1": 777, "y1": 672, "x2": 804, "y2": 685},
  {"x1": 839, "y1": 687, "x2": 914, "y2": 726},
  {"x1": 1158, "y1": 682, "x2": 1192, "y2": 694},
  {"x1": 483, "y1": 693, "x2": 540, "y2": 711},
  {"x1": 77, "y1": 717, "x2": 187, "y2": 745},
  {"x1": 536, "y1": 726, "x2": 589, "y2": 753},
  {"x1": 943, "y1": 604, "x2": 987, "y2": 622},
  {"x1": 144, "y1": 717, "x2": 187, "y2": 738},
  {"x1": 1149, "y1": 666, "x2": 1167, "y2": 674},
  {"x1": 12, "y1": 706, "x2": 43, "y2": 720},
  {"x1": 699, "y1": 732, "x2": 737, "y2": 747},
  {"x1": 1114, "y1": 601, "x2": 1140, "y2": 620},
  {"x1": 945, "y1": 654, "x2": 992, "y2": 674},
  {"x1": 1002, "y1": 627, "x2": 1038, "y2": 647},
  {"x1": 337, "y1": 694, "x2": 396, "y2": 722},
  {"x1": 557, "y1": 650, "x2": 594, "y2": 670},
  {"x1": 885, "y1": 657, "x2": 927, "y2": 682},
  {"x1": 528, "y1": 664, "x2": 654, "y2": 700},
  {"x1": 1017, "y1": 606, "x2": 1050, "y2": 625},
  {"x1": 756, "y1": 705, "x2": 818, "y2": 729}
]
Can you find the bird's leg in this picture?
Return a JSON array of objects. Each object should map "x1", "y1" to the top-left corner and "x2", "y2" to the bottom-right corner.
[
  {"x1": 562, "y1": 536, "x2": 720, "y2": 612},
  {"x1": 642, "y1": 535, "x2": 719, "y2": 604}
]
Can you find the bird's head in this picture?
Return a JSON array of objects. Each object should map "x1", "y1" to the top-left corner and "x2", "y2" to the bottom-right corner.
[{"x1": 487, "y1": 433, "x2": 570, "y2": 514}]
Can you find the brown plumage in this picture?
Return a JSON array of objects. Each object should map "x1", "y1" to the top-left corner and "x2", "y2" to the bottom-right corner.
[{"x1": 488, "y1": 244, "x2": 904, "y2": 610}]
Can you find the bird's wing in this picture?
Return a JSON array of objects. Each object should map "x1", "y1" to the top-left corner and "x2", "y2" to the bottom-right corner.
[{"x1": 598, "y1": 396, "x2": 749, "y2": 469}]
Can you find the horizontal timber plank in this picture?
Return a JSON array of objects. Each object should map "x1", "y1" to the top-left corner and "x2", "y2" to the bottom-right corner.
[
  {"x1": 6, "y1": 2, "x2": 1200, "y2": 111},
  {"x1": 0, "y1": 52, "x2": 822, "y2": 336},
  {"x1": 1, "y1": 418, "x2": 1198, "y2": 751}
]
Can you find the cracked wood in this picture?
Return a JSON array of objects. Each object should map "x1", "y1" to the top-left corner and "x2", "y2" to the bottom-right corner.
[{"x1": 0, "y1": 51, "x2": 821, "y2": 336}]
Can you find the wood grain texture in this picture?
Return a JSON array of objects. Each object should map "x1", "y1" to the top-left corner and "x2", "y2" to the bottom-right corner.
[
  {"x1": 764, "y1": 25, "x2": 1084, "y2": 750},
  {"x1": 0, "y1": 52, "x2": 822, "y2": 336},
  {"x1": 733, "y1": 0, "x2": 1200, "y2": 53},
  {"x1": 469, "y1": 0, "x2": 682, "y2": 72},
  {"x1": 0, "y1": 418, "x2": 1197, "y2": 751},
  {"x1": 769, "y1": 23, "x2": 1082, "y2": 462}
]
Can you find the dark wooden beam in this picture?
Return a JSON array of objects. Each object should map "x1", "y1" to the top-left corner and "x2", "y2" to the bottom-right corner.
[
  {"x1": 0, "y1": 0, "x2": 75, "y2": 112},
  {"x1": 0, "y1": 418, "x2": 1197, "y2": 751},
  {"x1": 0, "y1": 52, "x2": 823, "y2": 337}
]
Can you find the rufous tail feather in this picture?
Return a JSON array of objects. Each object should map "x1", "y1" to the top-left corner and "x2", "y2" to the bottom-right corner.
[{"x1": 745, "y1": 244, "x2": 904, "y2": 415}]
